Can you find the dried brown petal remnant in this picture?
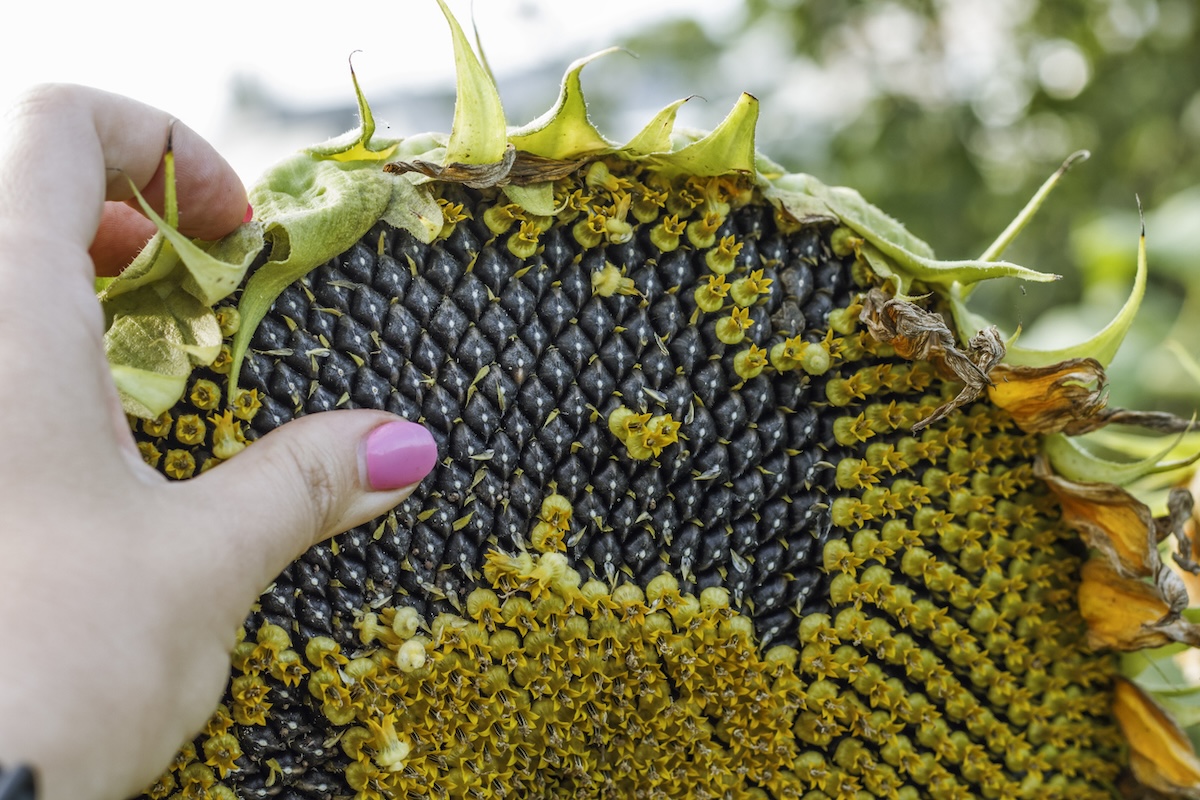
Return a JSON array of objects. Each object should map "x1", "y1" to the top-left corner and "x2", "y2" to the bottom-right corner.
[
  {"x1": 384, "y1": 145, "x2": 583, "y2": 188},
  {"x1": 1114, "y1": 678, "x2": 1200, "y2": 799},
  {"x1": 990, "y1": 357, "x2": 1194, "y2": 436},
  {"x1": 859, "y1": 288, "x2": 1004, "y2": 431}
]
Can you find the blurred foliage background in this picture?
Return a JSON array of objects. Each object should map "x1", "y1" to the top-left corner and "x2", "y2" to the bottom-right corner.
[
  {"x1": 239, "y1": 0, "x2": 1200, "y2": 412},
  {"x1": 612, "y1": 0, "x2": 1200, "y2": 414}
]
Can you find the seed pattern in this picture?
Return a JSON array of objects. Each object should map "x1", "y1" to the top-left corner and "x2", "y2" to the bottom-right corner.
[{"x1": 132, "y1": 158, "x2": 1126, "y2": 799}]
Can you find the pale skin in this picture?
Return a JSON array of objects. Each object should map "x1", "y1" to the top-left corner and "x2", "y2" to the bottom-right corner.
[{"x1": 0, "y1": 85, "x2": 428, "y2": 800}]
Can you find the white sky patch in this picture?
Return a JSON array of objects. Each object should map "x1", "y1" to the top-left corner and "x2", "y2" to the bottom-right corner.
[{"x1": 0, "y1": 0, "x2": 736, "y2": 179}]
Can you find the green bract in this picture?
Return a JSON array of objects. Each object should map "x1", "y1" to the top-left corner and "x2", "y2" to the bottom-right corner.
[
  {"x1": 98, "y1": 148, "x2": 264, "y2": 418},
  {"x1": 98, "y1": 0, "x2": 1160, "y2": 475}
]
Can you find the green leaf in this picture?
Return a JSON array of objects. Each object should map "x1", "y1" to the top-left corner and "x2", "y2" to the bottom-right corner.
[
  {"x1": 309, "y1": 56, "x2": 399, "y2": 163},
  {"x1": 112, "y1": 181, "x2": 264, "y2": 306},
  {"x1": 109, "y1": 363, "x2": 189, "y2": 421},
  {"x1": 103, "y1": 293, "x2": 214, "y2": 419},
  {"x1": 1043, "y1": 428, "x2": 1200, "y2": 486},
  {"x1": 230, "y1": 154, "x2": 393, "y2": 393},
  {"x1": 1168, "y1": 340, "x2": 1200, "y2": 387},
  {"x1": 501, "y1": 182, "x2": 556, "y2": 217},
  {"x1": 761, "y1": 182, "x2": 839, "y2": 225},
  {"x1": 380, "y1": 174, "x2": 443, "y2": 244},
  {"x1": 767, "y1": 172, "x2": 1057, "y2": 295},
  {"x1": 816, "y1": 184, "x2": 1059, "y2": 295},
  {"x1": 777, "y1": 173, "x2": 934, "y2": 260},
  {"x1": 997, "y1": 219, "x2": 1148, "y2": 368},
  {"x1": 437, "y1": 0, "x2": 507, "y2": 165},
  {"x1": 98, "y1": 163, "x2": 264, "y2": 417},
  {"x1": 977, "y1": 150, "x2": 1089, "y2": 264}
]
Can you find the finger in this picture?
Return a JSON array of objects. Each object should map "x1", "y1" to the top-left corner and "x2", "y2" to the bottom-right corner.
[
  {"x1": 0, "y1": 84, "x2": 249, "y2": 440},
  {"x1": 181, "y1": 412, "x2": 438, "y2": 609},
  {"x1": 90, "y1": 202, "x2": 157, "y2": 276},
  {"x1": 0, "y1": 83, "x2": 247, "y2": 267},
  {"x1": 117, "y1": 120, "x2": 250, "y2": 242}
]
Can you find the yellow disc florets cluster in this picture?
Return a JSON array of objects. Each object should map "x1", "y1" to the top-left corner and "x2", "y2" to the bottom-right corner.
[{"x1": 326, "y1": 557, "x2": 813, "y2": 800}]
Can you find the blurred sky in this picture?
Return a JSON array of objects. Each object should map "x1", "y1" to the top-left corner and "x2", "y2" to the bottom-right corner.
[{"x1": 0, "y1": 0, "x2": 738, "y2": 182}]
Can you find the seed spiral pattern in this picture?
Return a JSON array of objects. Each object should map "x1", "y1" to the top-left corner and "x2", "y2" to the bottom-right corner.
[{"x1": 132, "y1": 159, "x2": 1125, "y2": 800}]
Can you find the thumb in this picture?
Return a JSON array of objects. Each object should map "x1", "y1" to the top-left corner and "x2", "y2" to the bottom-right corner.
[{"x1": 181, "y1": 410, "x2": 438, "y2": 603}]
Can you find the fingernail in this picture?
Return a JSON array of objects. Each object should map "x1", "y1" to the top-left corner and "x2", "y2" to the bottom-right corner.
[
  {"x1": 364, "y1": 421, "x2": 437, "y2": 491},
  {"x1": 243, "y1": 203, "x2": 254, "y2": 223}
]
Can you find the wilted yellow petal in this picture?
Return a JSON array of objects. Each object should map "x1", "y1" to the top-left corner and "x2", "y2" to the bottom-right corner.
[
  {"x1": 1038, "y1": 461, "x2": 1158, "y2": 578},
  {"x1": 1077, "y1": 559, "x2": 1173, "y2": 651},
  {"x1": 1113, "y1": 678, "x2": 1200, "y2": 798},
  {"x1": 988, "y1": 358, "x2": 1109, "y2": 434},
  {"x1": 991, "y1": 357, "x2": 1192, "y2": 437}
]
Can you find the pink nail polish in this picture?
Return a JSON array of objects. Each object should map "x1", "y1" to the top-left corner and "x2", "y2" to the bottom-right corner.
[
  {"x1": 243, "y1": 203, "x2": 254, "y2": 223},
  {"x1": 364, "y1": 421, "x2": 437, "y2": 490}
]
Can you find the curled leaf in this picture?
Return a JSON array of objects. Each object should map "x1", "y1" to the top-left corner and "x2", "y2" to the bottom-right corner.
[
  {"x1": 230, "y1": 154, "x2": 394, "y2": 394},
  {"x1": 100, "y1": 144, "x2": 263, "y2": 418},
  {"x1": 859, "y1": 289, "x2": 1004, "y2": 431},
  {"x1": 1114, "y1": 678, "x2": 1200, "y2": 798},
  {"x1": 1043, "y1": 427, "x2": 1200, "y2": 488}
]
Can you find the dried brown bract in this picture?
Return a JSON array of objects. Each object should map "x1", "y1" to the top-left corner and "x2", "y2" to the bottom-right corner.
[
  {"x1": 384, "y1": 145, "x2": 583, "y2": 188},
  {"x1": 1162, "y1": 487, "x2": 1200, "y2": 575},
  {"x1": 859, "y1": 288, "x2": 1004, "y2": 432}
]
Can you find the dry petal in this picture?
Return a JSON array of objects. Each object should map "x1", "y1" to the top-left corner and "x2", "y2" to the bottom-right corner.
[
  {"x1": 1037, "y1": 458, "x2": 1159, "y2": 578},
  {"x1": 1078, "y1": 558, "x2": 1174, "y2": 651},
  {"x1": 385, "y1": 144, "x2": 518, "y2": 188},
  {"x1": 1043, "y1": 461, "x2": 1200, "y2": 651},
  {"x1": 1114, "y1": 678, "x2": 1200, "y2": 799},
  {"x1": 990, "y1": 357, "x2": 1193, "y2": 436},
  {"x1": 504, "y1": 151, "x2": 587, "y2": 185},
  {"x1": 989, "y1": 358, "x2": 1109, "y2": 435},
  {"x1": 384, "y1": 145, "x2": 583, "y2": 189}
]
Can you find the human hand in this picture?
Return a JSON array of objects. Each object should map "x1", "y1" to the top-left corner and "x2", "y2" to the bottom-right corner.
[{"x1": 0, "y1": 85, "x2": 437, "y2": 800}]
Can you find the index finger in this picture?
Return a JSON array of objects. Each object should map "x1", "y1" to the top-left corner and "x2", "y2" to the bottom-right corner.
[{"x1": 0, "y1": 83, "x2": 248, "y2": 272}]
